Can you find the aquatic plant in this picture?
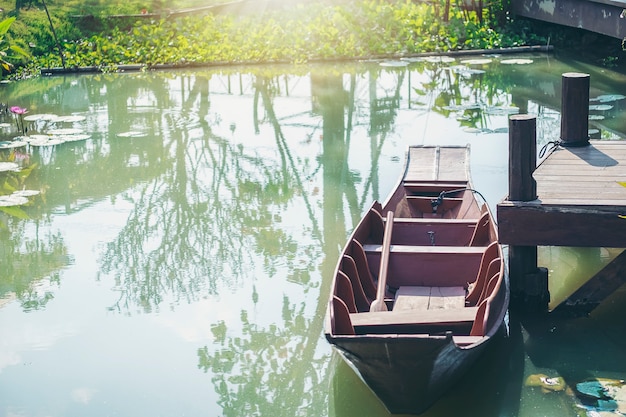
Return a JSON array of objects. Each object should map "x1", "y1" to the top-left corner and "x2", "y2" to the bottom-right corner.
[{"x1": 10, "y1": 105, "x2": 28, "y2": 135}]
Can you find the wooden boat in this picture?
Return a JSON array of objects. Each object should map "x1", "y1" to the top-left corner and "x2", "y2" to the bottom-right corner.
[{"x1": 325, "y1": 145, "x2": 509, "y2": 415}]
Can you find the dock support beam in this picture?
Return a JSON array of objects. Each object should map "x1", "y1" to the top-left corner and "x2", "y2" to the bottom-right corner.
[{"x1": 507, "y1": 115, "x2": 549, "y2": 312}]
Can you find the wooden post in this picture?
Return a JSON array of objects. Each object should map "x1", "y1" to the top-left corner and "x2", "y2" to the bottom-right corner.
[
  {"x1": 560, "y1": 72, "x2": 590, "y2": 147},
  {"x1": 509, "y1": 115, "x2": 537, "y2": 202},
  {"x1": 507, "y1": 114, "x2": 549, "y2": 313}
]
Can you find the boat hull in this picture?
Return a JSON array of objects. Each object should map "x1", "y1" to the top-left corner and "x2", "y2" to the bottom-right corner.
[{"x1": 329, "y1": 334, "x2": 487, "y2": 414}]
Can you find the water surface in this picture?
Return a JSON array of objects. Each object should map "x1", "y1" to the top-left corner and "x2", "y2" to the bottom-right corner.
[{"x1": 1, "y1": 55, "x2": 625, "y2": 416}]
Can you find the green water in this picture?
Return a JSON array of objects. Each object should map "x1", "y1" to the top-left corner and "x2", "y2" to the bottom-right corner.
[{"x1": 1, "y1": 55, "x2": 625, "y2": 416}]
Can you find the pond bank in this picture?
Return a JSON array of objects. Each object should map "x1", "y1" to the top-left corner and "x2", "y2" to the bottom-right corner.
[{"x1": 40, "y1": 45, "x2": 553, "y2": 75}]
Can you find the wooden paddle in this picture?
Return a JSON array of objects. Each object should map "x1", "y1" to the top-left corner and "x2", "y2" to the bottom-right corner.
[{"x1": 370, "y1": 210, "x2": 394, "y2": 312}]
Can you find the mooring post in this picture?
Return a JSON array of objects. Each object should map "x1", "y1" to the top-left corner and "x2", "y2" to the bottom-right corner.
[
  {"x1": 508, "y1": 114, "x2": 549, "y2": 313},
  {"x1": 560, "y1": 72, "x2": 590, "y2": 147}
]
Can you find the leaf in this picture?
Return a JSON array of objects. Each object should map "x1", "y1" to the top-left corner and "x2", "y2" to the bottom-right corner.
[
  {"x1": 0, "y1": 205, "x2": 30, "y2": 219},
  {"x1": 0, "y1": 17, "x2": 16, "y2": 37},
  {"x1": 618, "y1": 181, "x2": 626, "y2": 188}
]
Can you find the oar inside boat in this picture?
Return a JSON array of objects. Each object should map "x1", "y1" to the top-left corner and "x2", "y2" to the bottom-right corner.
[{"x1": 370, "y1": 210, "x2": 394, "y2": 312}]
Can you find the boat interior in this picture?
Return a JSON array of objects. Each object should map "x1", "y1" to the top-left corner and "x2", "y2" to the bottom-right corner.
[{"x1": 329, "y1": 182, "x2": 505, "y2": 346}]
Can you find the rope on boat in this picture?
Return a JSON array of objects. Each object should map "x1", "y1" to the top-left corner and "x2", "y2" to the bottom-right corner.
[{"x1": 430, "y1": 188, "x2": 489, "y2": 214}]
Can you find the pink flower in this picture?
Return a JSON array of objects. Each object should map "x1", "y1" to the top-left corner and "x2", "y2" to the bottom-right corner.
[{"x1": 10, "y1": 106, "x2": 28, "y2": 115}]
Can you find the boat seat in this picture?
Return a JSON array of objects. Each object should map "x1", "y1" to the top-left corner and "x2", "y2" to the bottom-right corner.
[
  {"x1": 362, "y1": 244, "x2": 486, "y2": 287},
  {"x1": 393, "y1": 286, "x2": 466, "y2": 311},
  {"x1": 350, "y1": 307, "x2": 478, "y2": 334},
  {"x1": 363, "y1": 244, "x2": 486, "y2": 255}
]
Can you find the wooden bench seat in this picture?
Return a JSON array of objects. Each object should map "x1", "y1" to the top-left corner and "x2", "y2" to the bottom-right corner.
[
  {"x1": 362, "y1": 244, "x2": 484, "y2": 287},
  {"x1": 350, "y1": 306, "x2": 478, "y2": 328},
  {"x1": 383, "y1": 219, "x2": 478, "y2": 246},
  {"x1": 393, "y1": 286, "x2": 466, "y2": 311},
  {"x1": 363, "y1": 244, "x2": 485, "y2": 254}
]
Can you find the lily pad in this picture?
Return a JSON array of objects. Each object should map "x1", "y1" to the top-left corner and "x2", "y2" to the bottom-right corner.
[
  {"x1": 591, "y1": 94, "x2": 626, "y2": 103},
  {"x1": 380, "y1": 60, "x2": 409, "y2": 67},
  {"x1": 29, "y1": 138, "x2": 63, "y2": 147},
  {"x1": 0, "y1": 162, "x2": 19, "y2": 172},
  {"x1": 484, "y1": 106, "x2": 520, "y2": 115},
  {"x1": 46, "y1": 128, "x2": 83, "y2": 135},
  {"x1": 58, "y1": 134, "x2": 90, "y2": 142},
  {"x1": 0, "y1": 140, "x2": 27, "y2": 149},
  {"x1": 0, "y1": 123, "x2": 13, "y2": 128},
  {"x1": 423, "y1": 56, "x2": 456, "y2": 63},
  {"x1": 589, "y1": 104, "x2": 613, "y2": 111},
  {"x1": 24, "y1": 134, "x2": 51, "y2": 142},
  {"x1": 23, "y1": 113, "x2": 59, "y2": 122},
  {"x1": 12, "y1": 189, "x2": 40, "y2": 197},
  {"x1": 460, "y1": 58, "x2": 493, "y2": 65},
  {"x1": 0, "y1": 195, "x2": 29, "y2": 207},
  {"x1": 55, "y1": 115, "x2": 86, "y2": 123},
  {"x1": 500, "y1": 58, "x2": 533, "y2": 65},
  {"x1": 117, "y1": 131, "x2": 148, "y2": 138}
]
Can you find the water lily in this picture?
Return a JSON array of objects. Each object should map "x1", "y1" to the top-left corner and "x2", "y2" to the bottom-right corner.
[
  {"x1": 10, "y1": 106, "x2": 27, "y2": 115},
  {"x1": 9, "y1": 105, "x2": 27, "y2": 135}
]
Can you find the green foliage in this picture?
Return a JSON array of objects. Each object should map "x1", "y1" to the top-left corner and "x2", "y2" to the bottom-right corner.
[
  {"x1": 0, "y1": 16, "x2": 30, "y2": 76},
  {"x1": 2, "y1": 0, "x2": 550, "y2": 73}
]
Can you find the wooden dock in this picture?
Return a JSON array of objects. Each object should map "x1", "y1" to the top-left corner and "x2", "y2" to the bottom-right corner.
[
  {"x1": 497, "y1": 73, "x2": 626, "y2": 313},
  {"x1": 498, "y1": 141, "x2": 626, "y2": 248}
]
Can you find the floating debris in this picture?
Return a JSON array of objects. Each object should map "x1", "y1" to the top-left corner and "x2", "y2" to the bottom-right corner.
[
  {"x1": 589, "y1": 115, "x2": 605, "y2": 120},
  {"x1": 0, "y1": 162, "x2": 20, "y2": 172},
  {"x1": 500, "y1": 58, "x2": 533, "y2": 65},
  {"x1": 574, "y1": 379, "x2": 626, "y2": 416},
  {"x1": 525, "y1": 374, "x2": 566, "y2": 393}
]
